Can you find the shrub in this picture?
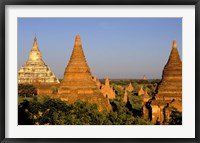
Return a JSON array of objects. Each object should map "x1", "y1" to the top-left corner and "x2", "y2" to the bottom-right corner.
[{"x1": 18, "y1": 84, "x2": 37, "y2": 97}]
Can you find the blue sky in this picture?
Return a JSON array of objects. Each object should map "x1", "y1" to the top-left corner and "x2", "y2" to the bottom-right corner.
[{"x1": 18, "y1": 18, "x2": 182, "y2": 79}]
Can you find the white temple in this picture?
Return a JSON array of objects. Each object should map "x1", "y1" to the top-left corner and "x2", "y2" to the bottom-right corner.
[{"x1": 18, "y1": 36, "x2": 60, "y2": 84}]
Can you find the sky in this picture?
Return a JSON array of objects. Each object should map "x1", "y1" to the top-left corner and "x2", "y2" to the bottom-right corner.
[{"x1": 18, "y1": 18, "x2": 182, "y2": 79}]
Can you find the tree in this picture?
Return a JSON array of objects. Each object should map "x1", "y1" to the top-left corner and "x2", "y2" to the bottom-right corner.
[
  {"x1": 18, "y1": 97, "x2": 110, "y2": 125},
  {"x1": 109, "y1": 99, "x2": 134, "y2": 125},
  {"x1": 65, "y1": 101, "x2": 110, "y2": 125},
  {"x1": 133, "y1": 116, "x2": 153, "y2": 125},
  {"x1": 169, "y1": 110, "x2": 182, "y2": 125},
  {"x1": 50, "y1": 86, "x2": 58, "y2": 94},
  {"x1": 18, "y1": 96, "x2": 154, "y2": 125},
  {"x1": 128, "y1": 95, "x2": 143, "y2": 116},
  {"x1": 18, "y1": 84, "x2": 37, "y2": 97}
]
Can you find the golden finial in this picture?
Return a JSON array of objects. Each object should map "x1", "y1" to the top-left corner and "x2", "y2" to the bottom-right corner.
[{"x1": 172, "y1": 40, "x2": 177, "y2": 48}]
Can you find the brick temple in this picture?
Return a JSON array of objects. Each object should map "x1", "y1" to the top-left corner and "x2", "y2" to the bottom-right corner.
[
  {"x1": 150, "y1": 40, "x2": 182, "y2": 124},
  {"x1": 58, "y1": 35, "x2": 111, "y2": 111},
  {"x1": 101, "y1": 75, "x2": 116, "y2": 99}
]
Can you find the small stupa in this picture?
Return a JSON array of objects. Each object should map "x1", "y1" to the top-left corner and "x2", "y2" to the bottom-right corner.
[
  {"x1": 101, "y1": 75, "x2": 116, "y2": 99},
  {"x1": 142, "y1": 90, "x2": 151, "y2": 103},
  {"x1": 151, "y1": 40, "x2": 182, "y2": 124},
  {"x1": 138, "y1": 85, "x2": 145, "y2": 96},
  {"x1": 123, "y1": 90, "x2": 128, "y2": 103},
  {"x1": 141, "y1": 89, "x2": 151, "y2": 120},
  {"x1": 18, "y1": 36, "x2": 59, "y2": 84},
  {"x1": 126, "y1": 82, "x2": 134, "y2": 92},
  {"x1": 58, "y1": 35, "x2": 111, "y2": 111},
  {"x1": 143, "y1": 75, "x2": 147, "y2": 80}
]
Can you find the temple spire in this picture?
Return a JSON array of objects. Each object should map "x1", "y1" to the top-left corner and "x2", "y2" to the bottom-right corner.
[
  {"x1": 26, "y1": 36, "x2": 43, "y2": 63},
  {"x1": 126, "y1": 82, "x2": 133, "y2": 92},
  {"x1": 63, "y1": 34, "x2": 92, "y2": 81},
  {"x1": 33, "y1": 35, "x2": 37, "y2": 45},
  {"x1": 172, "y1": 40, "x2": 177, "y2": 49},
  {"x1": 60, "y1": 34, "x2": 99, "y2": 90},
  {"x1": 123, "y1": 90, "x2": 128, "y2": 103},
  {"x1": 105, "y1": 75, "x2": 110, "y2": 86},
  {"x1": 74, "y1": 34, "x2": 81, "y2": 46},
  {"x1": 32, "y1": 35, "x2": 40, "y2": 51},
  {"x1": 138, "y1": 85, "x2": 145, "y2": 96},
  {"x1": 166, "y1": 40, "x2": 181, "y2": 65}
]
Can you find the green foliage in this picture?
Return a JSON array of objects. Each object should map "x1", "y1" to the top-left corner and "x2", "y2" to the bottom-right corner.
[
  {"x1": 50, "y1": 86, "x2": 58, "y2": 94},
  {"x1": 133, "y1": 117, "x2": 153, "y2": 125},
  {"x1": 112, "y1": 84, "x2": 124, "y2": 96},
  {"x1": 109, "y1": 99, "x2": 134, "y2": 125},
  {"x1": 18, "y1": 97, "x2": 70, "y2": 125},
  {"x1": 18, "y1": 97, "x2": 110, "y2": 125},
  {"x1": 169, "y1": 110, "x2": 182, "y2": 125},
  {"x1": 18, "y1": 84, "x2": 37, "y2": 97},
  {"x1": 18, "y1": 96, "x2": 33, "y2": 105},
  {"x1": 133, "y1": 84, "x2": 140, "y2": 93},
  {"x1": 128, "y1": 95, "x2": 143, "y2": 116},
  {"x1": 18, "y1": 96, "x2": 151, "y2": 125},
  {"x1": 67, "y1": 101, "x2": 112, "y2": 125},
  {"x1": 145, "y1": 85, "x2": 155, "y2": 97}
]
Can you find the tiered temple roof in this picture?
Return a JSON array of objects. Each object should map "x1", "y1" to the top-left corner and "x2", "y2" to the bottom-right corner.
[
  {"x1": 18, "y1": 36, "x2": 59, "y2": 84},
  {"x1": 151, "y1": 40, "x2": 182, "y2": 124},
  {"x1": 58, "y1": 35, "x2": 111, "y2": 111},
  {"x1": 153, "y1": 40, "x2": 182, "y2": 103}
]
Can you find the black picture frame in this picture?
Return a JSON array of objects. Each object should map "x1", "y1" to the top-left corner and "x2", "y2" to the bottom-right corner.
[{"x1": 0, "y1": 0, "x2": 200, "y2": 143}]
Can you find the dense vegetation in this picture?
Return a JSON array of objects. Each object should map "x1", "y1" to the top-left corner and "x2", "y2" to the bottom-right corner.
[
  {"x1": 18, "y1": 79, "x2": 181, "y2": 125},
  {"x1": 18, "y1": 96, "x2": 153, "y2": 125},
  {"x1": 18, "y1": 84, "x2": 37, "y2": 97}
]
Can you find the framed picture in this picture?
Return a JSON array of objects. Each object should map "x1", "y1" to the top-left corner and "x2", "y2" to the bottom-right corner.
[{"x1": 1, "y1": 0, "x2": 199, "y2": 142}]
